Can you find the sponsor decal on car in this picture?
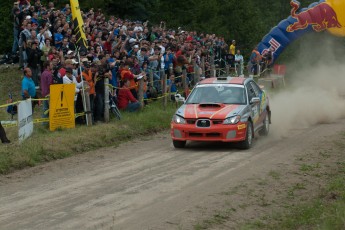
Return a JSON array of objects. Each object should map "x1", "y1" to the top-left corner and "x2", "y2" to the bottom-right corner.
[{"x1": 237, "y1": 124, "x2": 247, "y2": 130}]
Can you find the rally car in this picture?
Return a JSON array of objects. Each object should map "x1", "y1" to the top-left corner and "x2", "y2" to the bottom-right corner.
[{"x1": 171, "y1": 76, "x2": 271, "y2": 149}]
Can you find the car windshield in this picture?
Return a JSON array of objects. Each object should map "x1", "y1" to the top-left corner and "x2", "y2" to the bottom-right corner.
[{"x1": 186, "y1": 84, "x2": 247, "y2": 105}]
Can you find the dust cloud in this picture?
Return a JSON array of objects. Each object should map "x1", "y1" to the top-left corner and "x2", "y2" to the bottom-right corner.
[{"x1": 269, "y1": 34, "x2": 345, "y2": 138}]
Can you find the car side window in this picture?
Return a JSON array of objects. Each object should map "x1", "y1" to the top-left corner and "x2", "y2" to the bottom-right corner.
[
  {"x1": 250, "y1": 81, "x2": 261, "y2": 97},
  {"x1": 246, "y1": 83, "x2": 256, "y2": 101}
]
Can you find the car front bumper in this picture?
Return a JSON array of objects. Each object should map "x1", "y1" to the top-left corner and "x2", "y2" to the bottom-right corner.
[{"x1": 171, "y1": 122, "x2": 247, "y2": 142}]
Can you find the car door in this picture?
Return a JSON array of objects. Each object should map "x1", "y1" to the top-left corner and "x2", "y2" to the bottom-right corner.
[
  {"x1": 245, "y1": 81, "x2": 260, "y2": 129},
  {"x1": 250, "y1": 81, "x2": 267, "y2": 130}
]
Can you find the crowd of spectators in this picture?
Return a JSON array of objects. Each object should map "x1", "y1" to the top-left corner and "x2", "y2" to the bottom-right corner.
[{"x1": 11, "y1": 0, "x2": 253, "y2": 124}]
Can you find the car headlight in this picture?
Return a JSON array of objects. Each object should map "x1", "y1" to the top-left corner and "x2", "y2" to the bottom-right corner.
[
  {"x1": 223, "y1": 115, "x2": 241, "y2": 124},
  {"x1": 173, "y1": 115, "x2": 186, "y2": 124}
]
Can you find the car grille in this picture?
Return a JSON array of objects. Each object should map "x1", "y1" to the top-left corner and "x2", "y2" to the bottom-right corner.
[
  {"x1": 196, "y1": 119, "x2": 211, "y2": 128},
  {"x1": 185, "y1": 119, "x2": 223, "y2": 125}
]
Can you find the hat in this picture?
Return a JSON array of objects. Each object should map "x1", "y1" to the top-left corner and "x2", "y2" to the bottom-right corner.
[
  {"x1": 133, "y1": 45, "x2": 139, "y2": 49},
  {"x1": 71, "y1": 59, "x2": 78, "y2": 64},
  {"x1": 26, "y1": 15, "x2": 32, "y2": 20},
  {"x1": 67, "y1": 50, "x2": 74, "y2": 55},
  {"x1": 65, "y1": 67, "x2": 73, "y2": 74},
  {"x1": 123, "y1": 72, "x2": 133, "y2": 80},
  {"x1": 129, "y1": 38, "x2": 137, "y2": 43},
  {"x1": 59, "y1": 68, "x2": 66, "y2": 77},
  {"x1": 81, "y1": 57, "x2": 89, "y2": 63}
]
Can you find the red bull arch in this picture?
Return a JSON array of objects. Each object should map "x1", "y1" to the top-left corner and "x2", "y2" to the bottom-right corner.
[{"x1": 256, "y1": 0, "x2": 345, "y2": 63}]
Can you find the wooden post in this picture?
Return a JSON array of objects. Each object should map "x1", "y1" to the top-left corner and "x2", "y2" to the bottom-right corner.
[
  {"x1": 201, "y1": 56, "x2": 205, "y2": 78},
  {"x1": 149, "y1": 69, "x2": 154, "y2": 89},
  {"x1": 83, "y1": 85, "x2": 92, "y2": 126},
  {"x1": 182, "y1": 69, "x2": 188, "y2": 98},
  {"x1": 194, "y1": 62, "x2": 200, "y2": 85},
  {"x1": 169, "y1": 63, "x2": 173, "y2": 76},
  {"x1": 161, "y1": 70, "x2": 167, "y2": 110},
  {"x1": 138, "y1": 77, "x2": 144, "y2": 108},
  {"x1": 210, "y1": 55, "x2": 215, "y2": 77},
  {"x1": 104, "y1": 78, "x2": 110, "y2": 123},
  {"x1": 225, "y1": 65, "x2": 230, "y2": 75}
]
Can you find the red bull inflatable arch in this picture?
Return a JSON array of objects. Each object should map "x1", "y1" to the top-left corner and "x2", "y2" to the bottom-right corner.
[{"x1": 256, "y1": 0, "x2": 345, "y2": 63}]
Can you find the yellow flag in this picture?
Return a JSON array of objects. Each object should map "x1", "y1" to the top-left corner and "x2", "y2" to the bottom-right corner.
[{"x1": 70, "y1": 0, "x2": 88, "y2": 51}]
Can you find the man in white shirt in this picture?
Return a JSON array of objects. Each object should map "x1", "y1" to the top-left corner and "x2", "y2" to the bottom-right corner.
[
  {"x1": 234, "y1": 50, "x2": 244, "y2": 76},
  {"x1": 62, "y1": 67, "x2": 83, "y2": 101}
]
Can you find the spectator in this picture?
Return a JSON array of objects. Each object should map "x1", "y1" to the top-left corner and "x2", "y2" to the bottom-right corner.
[
  {"x1": 117, "y1": 78, "x2": 141, "y2": 112},
  {"x1": 234, "y1": 50, "x2": 244, "y2": 76},
  {"x1": 54, "y1": 27, "x2": 63, "y2": 49},
  {"x1": 93, "y1": 59, "x2": 111, "y2": 123},
  {"x1": 81, "y1": 59, "x2": 96, "y2": 120},
  {"x1": 27, "y1": 41, "x2": 41, "y2": 86},
  {"x1": 250, "y1": 46, "x2": 262, "y2": 75},
  {"x1": 22, "y1": 67, "x2": 37, "y2": 109},
  {"x1": 12, "y1": 6, "x2": 21, "y2": 55},
  {"x1": 63, "y1": 67, "x2": 83, "y2": 101},
  {"x1": 0, "y1": 123, "x2": 10, "y2": 144},
  {"x1": 18, "y1": 22, "x2": 31, "y2": 69},
  {"x1": 40, "y1": 61, "x2": 53, "y2": 123}
]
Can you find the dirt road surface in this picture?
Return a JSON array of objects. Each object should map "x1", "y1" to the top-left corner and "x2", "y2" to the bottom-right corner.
[{"x1": 0, "y1": 118, "x2": 344, "y2": 230}]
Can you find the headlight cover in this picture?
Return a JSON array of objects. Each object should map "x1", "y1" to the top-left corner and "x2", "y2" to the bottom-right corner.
[
  {"x1": 223, "y1": 115, "x2": 241, "y2": 124},
  {"x1": 173, "y1": 115, "x2": 186, "y2": 124}
]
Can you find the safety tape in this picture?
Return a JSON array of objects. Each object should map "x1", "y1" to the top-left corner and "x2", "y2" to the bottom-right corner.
[
  {"x1": 1, "y1": 112, "x2": 86, "y2": 128},
  {"x1": 0, "y1": 98, "x2": 49, "y2": 109}
]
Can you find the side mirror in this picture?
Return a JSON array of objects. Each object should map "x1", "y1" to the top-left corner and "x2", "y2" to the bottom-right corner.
[{"x1": 250, "y1": 97, "x2": 260, "y2": 104}]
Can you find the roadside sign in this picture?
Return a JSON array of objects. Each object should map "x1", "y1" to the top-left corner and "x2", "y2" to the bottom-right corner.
[
  {"x1": 49, "y1": 84, "x2": 75, "y2": 131},
  {"x1": 18, "y1": 98, "x2": 33, "y2": 142}
]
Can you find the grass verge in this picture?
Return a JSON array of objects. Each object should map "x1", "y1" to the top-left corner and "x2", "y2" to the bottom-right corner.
[{"x1": 0, "y1": 67, "x2": 177, "y2": 174}]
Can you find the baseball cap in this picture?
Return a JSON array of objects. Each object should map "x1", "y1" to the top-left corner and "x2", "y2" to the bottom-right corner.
[
  {"x1": 59, "y1": 68, "x2": 66, "y2": 77},
  {"x1": 71, "y1": 59, "x2": 78, "y2": 64},
  {"x1": 81, "y1": 57, "x2": 89, "y2": 63},
  {"x1": 67, "y1": 50, "x2": 74, "y2": 55},
  {"x1": 26, "y1": 15, "x2": 32, "y2": 20},
  {"x1": 133, "y1": 45, "x2": 139, "y2": 49}
]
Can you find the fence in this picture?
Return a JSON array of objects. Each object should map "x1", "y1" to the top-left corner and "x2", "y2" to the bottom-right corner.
[{"x1": 0, "y1": 54, "x2": 271, "y2": 132}]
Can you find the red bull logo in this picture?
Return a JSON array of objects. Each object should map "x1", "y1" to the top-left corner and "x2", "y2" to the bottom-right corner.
[{"x1": 286, "y1": 0, "x2": 341, "y2": 33}]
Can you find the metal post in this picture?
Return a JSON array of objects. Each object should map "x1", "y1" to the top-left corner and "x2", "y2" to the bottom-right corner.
[{"x1": 104, "y1": 78, "x2": 109, "y2": 122}]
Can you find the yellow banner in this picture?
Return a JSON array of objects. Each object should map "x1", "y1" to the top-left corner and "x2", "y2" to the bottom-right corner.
[
  {"x1": 70, "y1": 0, "x2": 88, "y2": 50},
  {"x1": 49, "y1": 84, "x2": 76, "y2": 131}
]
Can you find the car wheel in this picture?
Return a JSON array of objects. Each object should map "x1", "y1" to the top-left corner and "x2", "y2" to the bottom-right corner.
[
  {"x1": 239, "y1": 121, "x2": 253, "y2": 149},
  {"x1": 173, "y1": 140, "x2": 186, "y2": 148},
  {"x1": 259, "y1": 113, "x2": 269, "y2": 136}
]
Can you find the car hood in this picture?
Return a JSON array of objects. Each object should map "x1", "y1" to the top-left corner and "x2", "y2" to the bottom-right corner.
[{"x1": 176, "y1": 103, "x2": 246, "y2": 120}]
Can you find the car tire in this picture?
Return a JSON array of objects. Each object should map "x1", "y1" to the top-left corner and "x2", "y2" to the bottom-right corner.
[
  {"x1": 259, "y1": 113, "x2": 269, "y2": 136},
  {"x1": 173, "y1": 140, "x2": 186, "y2": 148},
  {"x1": 238, "y1": 121, "x2": 253, "y2": 150}
]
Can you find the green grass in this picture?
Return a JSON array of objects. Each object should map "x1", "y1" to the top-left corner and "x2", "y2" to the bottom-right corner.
[{"x1": 0, "y1": 67, "x2": 177, "y2": 174}]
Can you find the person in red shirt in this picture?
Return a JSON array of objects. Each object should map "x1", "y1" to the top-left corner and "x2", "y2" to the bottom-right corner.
[{"x1": 117, "y1": 78, "x2": 141, "y2": 112}]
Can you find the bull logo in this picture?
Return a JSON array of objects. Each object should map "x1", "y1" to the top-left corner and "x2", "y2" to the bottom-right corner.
[{"x1": 286, "y1": 0, "x2": 341, "y2": 32}]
